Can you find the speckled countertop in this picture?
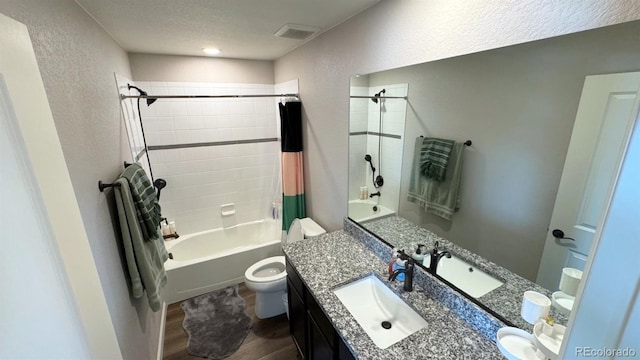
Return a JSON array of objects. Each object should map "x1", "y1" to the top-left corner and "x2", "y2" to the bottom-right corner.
[
  {"x1": 361, "y1": 216, "x2": 568, "y2": 329},
  {"x1": 283, "y1": 229, "x2": 505, "y2": 359}
]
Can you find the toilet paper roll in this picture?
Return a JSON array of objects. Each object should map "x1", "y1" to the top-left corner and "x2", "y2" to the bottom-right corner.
[
  {"x1": 521, "y1": 291, "x2": 551, "y2": 324},
  {"x1": 559, "y1": 267, "x2": 583, "y2": 297}
]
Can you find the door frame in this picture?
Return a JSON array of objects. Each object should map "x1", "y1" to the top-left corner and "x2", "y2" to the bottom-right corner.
[{"x1": 0, "y1": 13, "x2": 121, "y2": 358}]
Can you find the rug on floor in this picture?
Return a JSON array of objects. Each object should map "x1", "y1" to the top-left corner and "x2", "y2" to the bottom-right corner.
[{"x1": 181, "y1": 286, "x2": 252, "y2": 359}]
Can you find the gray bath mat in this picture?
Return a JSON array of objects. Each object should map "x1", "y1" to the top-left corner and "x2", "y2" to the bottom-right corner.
[{"x1": 181, "y1": 286, "x2": 252, "y2": 359}]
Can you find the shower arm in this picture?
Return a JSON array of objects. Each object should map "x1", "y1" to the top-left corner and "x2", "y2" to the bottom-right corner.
[{"x1": 349, "y1": 95, "x2": 407, "y2": 100}]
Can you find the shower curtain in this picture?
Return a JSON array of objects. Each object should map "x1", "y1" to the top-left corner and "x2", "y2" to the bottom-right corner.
[{"x1": 279, "y1": 100, "x2": 306, "y2": 231}]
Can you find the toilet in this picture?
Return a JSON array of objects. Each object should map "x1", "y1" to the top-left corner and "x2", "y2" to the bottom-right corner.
[{"x1": 244, "y1": 217, "x2": 326, "y2": 319}]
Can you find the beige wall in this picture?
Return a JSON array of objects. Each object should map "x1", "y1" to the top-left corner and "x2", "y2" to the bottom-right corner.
[
  {"x1": 274, "y1": 0, "x2": 640, "y2": 232},
  {"x1": 129, "y1": 53, "x2": 274, "y2": 83},
  {"x1": 0, "y1": 1, "x2": 160, "y2": 359},
  {"x1": 368, "y1": 22, "x2": 640, "y2": 280}
]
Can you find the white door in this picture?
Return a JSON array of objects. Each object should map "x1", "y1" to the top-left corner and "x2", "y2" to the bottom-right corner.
[{"x1": 536, "y1": 72, "x2": 640, "y2": 291}]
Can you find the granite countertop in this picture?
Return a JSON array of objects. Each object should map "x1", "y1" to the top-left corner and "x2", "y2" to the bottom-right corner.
[
  {"x1": 361, "y1": 216, "x2": 568, "y2": 329},
  {"x1": 283, "y1": 229, "x2": 505, "y2": 359}
]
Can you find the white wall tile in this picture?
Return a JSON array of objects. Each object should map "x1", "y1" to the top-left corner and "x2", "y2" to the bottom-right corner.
[
  {"x1": 142, "y1": 80, "x2": 297, "y2": 235},
  {"x1": 153, "y1": 101, "x2": 172, "y2": 117},
  {"x1": 170, "y1": 102, "x2": 187, "y2": 116}
]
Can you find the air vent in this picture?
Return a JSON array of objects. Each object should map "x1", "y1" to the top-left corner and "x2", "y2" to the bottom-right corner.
[{"x1": 274, "y1": 24, "x2": 320, "y2": 40}]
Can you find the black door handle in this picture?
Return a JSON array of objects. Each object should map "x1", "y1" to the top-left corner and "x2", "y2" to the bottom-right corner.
[{"x1": 552, "y1": 229, "x2": 575, "y2": 241}]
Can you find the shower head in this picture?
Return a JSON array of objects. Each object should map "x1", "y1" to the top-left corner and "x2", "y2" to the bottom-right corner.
[
  {"x1": 153, "y1": 178, "x2": 167, "y2": 200},
  {"x1": 128, "y1": 84, "x2": 157, "y2": 106},
  {"x1": 371, "y1": 88, "x2": 386, "y2": 103},
  {"x1": 364, "y1": 154, "x2": 375, "y2": 172}
]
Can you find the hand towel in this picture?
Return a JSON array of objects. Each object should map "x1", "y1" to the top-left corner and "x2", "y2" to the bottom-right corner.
[
  {"x1": 419, "y1": 137, "x2": 454, "y2": 182},
  {"x1": 120, "y1": 163, "x2": 162, "y2": 241},
  {"x1": 408, "y1": 137, "x2": 464, "y2": 220},
  {"x1": 114, "y1": 177, "x2": 168, "y2": 312}
]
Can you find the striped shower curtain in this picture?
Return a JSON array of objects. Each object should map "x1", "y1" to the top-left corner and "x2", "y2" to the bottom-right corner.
[{"x1": 279, "y1": 101, "x2": 306, "y2": 231}]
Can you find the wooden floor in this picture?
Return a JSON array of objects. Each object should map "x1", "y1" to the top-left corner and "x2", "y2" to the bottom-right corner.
[{"x1": 163, "y1": 283, "x2": 300, "y2": 360}]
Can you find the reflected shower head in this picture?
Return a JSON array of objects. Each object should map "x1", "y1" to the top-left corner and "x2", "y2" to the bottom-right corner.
[
  {"x1": 364, "y1": 154, "x2": 375, "y2": 172},
  {"x1": 371, "y1": 88, "x2": 386, "y2": 103},
  {"x1": 128, "y1": 84, "x2": 157, "y2": 106}
]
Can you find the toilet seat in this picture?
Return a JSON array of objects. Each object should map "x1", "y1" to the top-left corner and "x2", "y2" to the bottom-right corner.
[{"x1": 244, "y1": 256, "x2": 286, "y2": 283}]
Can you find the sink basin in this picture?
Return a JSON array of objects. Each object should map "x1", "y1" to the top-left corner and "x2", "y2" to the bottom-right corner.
[
  {"x1": 333, "y1": 275, "x2": 427, "y2": 349},
  {"x1": 424, "y1": 255, "x2": 504, "y2": 298}
]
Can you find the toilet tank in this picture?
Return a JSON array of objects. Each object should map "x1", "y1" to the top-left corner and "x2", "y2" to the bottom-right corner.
[
  {"x1": 299, "y1": 217, "x2": 326, "y2": 238},
  {"x1": 284, "y1": 217, "x2": 326, "y2": 245}
]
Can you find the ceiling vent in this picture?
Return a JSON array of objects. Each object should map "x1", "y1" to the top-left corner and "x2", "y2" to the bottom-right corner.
[{"x1": 274, "y1": 24, "x2": 320, "y2": 40}]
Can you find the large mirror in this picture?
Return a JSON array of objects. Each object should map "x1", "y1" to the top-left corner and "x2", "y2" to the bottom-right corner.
[{"x1": 348, "y1": 20, "x2": 640, "y2": 326}]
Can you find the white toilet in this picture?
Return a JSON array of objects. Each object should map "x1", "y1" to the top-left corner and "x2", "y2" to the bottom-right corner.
[{"x1": 244, "y1": 217, "x2": 326, "y2": 319}]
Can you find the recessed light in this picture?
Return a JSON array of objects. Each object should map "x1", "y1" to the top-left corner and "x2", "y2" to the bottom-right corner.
[{"x1": 202, "y1": 48, "x2": 221, "y2": 55}]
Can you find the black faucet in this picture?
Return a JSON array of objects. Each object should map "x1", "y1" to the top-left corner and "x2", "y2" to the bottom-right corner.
[
  {"x1": 369, "y1": 191, "x2": 381, "y2": 198},
  {"x1": 388, "y1": 250, "x2": 415, "y2": 291},
  {"x1": 429, "y1": 241, "x2": 451, "y2": 275}
]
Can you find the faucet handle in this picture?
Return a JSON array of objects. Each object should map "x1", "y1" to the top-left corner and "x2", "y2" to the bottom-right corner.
[{"x1": 396, "y1": 249, "x2": 414, "y2": 263}]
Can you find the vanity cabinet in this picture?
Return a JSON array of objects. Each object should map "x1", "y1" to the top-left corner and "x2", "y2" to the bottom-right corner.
[{"x1": 286, "y1": 258, "x2": 356, "y2": 360}]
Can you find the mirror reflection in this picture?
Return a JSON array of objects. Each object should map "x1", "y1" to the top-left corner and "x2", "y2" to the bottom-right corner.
[{"x1": 348, "y1": 20, "x2": 640, "y2": 326}]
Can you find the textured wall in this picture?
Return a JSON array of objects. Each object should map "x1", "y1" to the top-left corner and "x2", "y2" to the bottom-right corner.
[
  {"x1": 274, "y1": 0, "x2": 640, "y2": 232},
  {"x1": 129, "y1": 53, "x2": 274, "y2": 84},
  {"x1": 0, "y1": 1, "x2": 161, "y2": 359}
]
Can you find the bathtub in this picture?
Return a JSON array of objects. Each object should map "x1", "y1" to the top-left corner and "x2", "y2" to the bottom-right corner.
[
  {"x1": 163, "y1": 219, "x2": 282, "y2": 304},
  {"x1": 348, "y1": 199, "x2": 395, "y2": 223}
]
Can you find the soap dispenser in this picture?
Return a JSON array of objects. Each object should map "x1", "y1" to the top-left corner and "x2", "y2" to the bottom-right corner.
[
  {"x1": 411, "y1": 244, "x2": 426, "y2": 265},
  {"x1": 392, "y1": 257, "x2": 406, "y2": 281},
  {"x1": 388, "y1": 248, "x2": 399, "y2": 275}
]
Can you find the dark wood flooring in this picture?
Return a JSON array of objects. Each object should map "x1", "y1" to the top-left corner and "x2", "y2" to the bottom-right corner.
[{"x1": 163, "y1": 283, "x2": 300, "y2": 360}]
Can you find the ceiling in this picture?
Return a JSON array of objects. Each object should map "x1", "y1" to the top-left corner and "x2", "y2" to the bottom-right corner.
[{"x1": 76, "y1": 0, "x2": 380, "y2": 61}]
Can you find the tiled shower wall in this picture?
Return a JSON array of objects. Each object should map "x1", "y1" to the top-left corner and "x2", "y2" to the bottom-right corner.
[
  {"x1": 349, "y1": 83, "x2": 408, "y2": 213},
  {"x1": 124, "y1": 80, "x2": 298, "y2": 235}
]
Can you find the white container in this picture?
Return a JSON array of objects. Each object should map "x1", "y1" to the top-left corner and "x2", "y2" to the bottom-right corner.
[
  {"x1": 521, "y1": 291, "x2": 551, "y2": 324},
  {"x1": 559, "y1": 267, "x2": 582, "y2": 297}
]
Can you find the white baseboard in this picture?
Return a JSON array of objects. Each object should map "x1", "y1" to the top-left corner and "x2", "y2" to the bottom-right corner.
[{"x1": 156, "y1": 301, "x2": 167, "y2": 360}]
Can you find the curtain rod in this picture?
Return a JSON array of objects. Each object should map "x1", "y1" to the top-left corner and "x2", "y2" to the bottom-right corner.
[
  {"x1": 349, "y1": 95, "x2": 408, "y2": 100},
  {"x1": 120, "y1": 93, "x2": 299, "y2": 100}
]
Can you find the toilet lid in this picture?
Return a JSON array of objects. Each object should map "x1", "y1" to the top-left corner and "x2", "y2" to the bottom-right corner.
[{"x1": 287, "y1": 218, "x2": 303, "y2": 244}]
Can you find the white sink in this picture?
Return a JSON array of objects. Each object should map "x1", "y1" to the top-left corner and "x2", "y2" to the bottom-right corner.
[
  {"x1": 424, "y1": 255, "x2": 504, "y2": 298},
  {"x1": 333, "y1": 275, "x2": 427, "y2": 349}
]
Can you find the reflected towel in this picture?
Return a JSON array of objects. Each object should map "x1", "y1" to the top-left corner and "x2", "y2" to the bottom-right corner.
[
  {"x1": 114, "y1": 177, "x2": 168, "y2": 312},
  {"x1": 408, "y1": 137, "x2": 464, "y2": 220},
  {"x1": 419, "y1": 137, "x2": 454, "y2": 182}
]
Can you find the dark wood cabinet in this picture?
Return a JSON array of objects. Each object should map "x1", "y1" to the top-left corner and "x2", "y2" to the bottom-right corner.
[
  {"x1": 286, "y1": 258, "x2": 356, "y2": 360},
  {"x1": 288, "y1": 278, "x2": 307, "y2": 358}
]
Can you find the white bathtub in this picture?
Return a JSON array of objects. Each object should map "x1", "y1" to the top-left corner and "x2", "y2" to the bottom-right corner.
[
  {"x1": 163, "y1": 219, "x2": 282, "y2": 304},
  {"x1": 348, "y1": 199, "x2": 395, "y2": 223}
]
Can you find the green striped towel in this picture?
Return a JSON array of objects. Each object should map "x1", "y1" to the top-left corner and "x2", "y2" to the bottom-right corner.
[
  {"x1": 419, "y1": 137, "x2": 454, "y2": 182},
  {"x1": 120, "y1": 163, "x2": 161, "y2": 241}
]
